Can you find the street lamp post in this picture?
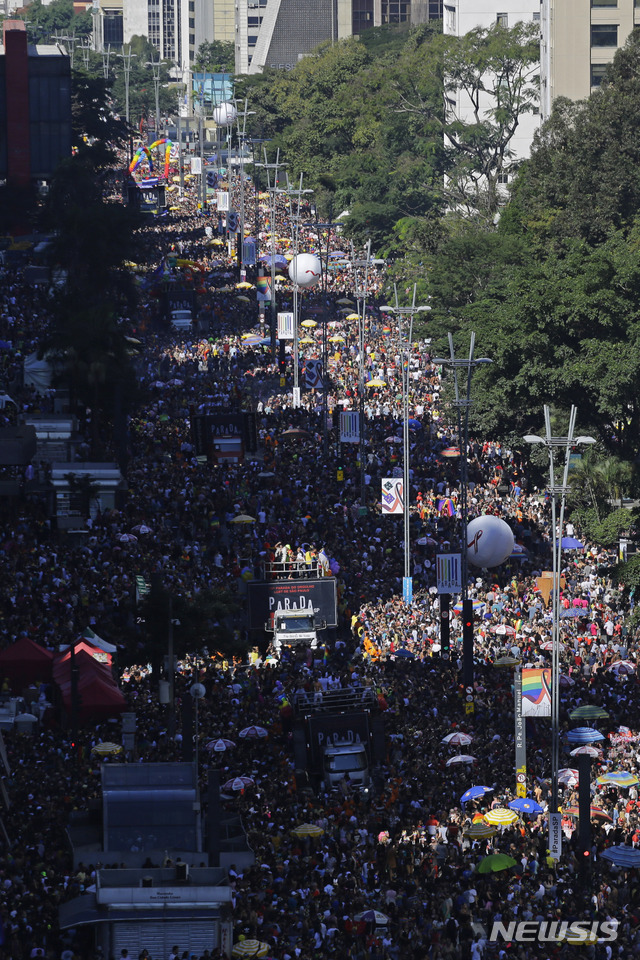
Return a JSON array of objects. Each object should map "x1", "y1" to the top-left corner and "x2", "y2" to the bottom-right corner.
[
  {"x1": 286, "y1": 174, "x2": 314, "y2": 408},
  {"x1": 351, "y1": 241, "x2": 372, "y2": 509},
  {"x1": 118, "y1": 46, "x2": 137, "y2": 128},
  {"x1": 257, "y1": 149, "x2": 287, "y2": 358},
  {"x1": 432, "y1": 333, "x2": 492, "y2": 685},
  {"x1": 379, "y1": 286, "x2": 431, "y2": 605},
  {"x1": 146, "y1": 56, "x2": 162, "y2": 138},
  {"x1": 524, "y1": 405, "x2": 595, "y2": 820},
  {"x1": 234, "y1": 100, "x2": 255, "y2": 280}
]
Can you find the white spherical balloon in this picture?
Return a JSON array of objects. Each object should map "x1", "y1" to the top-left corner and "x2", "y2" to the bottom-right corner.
[
  {"x1": 466, "y1": 515, "x2": 515, "y2": 568},
  {"x1": 288, "y1": 254, "x2": 322, "y2": 288},
  {"x1": 213, "y1": 102, "x2": 237, "y2": 126}
]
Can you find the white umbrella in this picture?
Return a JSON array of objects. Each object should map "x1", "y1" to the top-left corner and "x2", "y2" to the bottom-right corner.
[
  {"x1": 239, "y1": 725, "x2": 268, "y2": 739},
  {"x1": 570, "y1": 745, "x2": 603, "y2": 758},
  {"x1": 442, "y1": 732, "x2": 473, "y2": 746},
  {"x1": 446, "y1": 754, "x2": 476, "y2": 765},
  {"x1": 608, "y1": 660, "x2": 636, "y2": 675},
  {"x1": 118, "y1": 533, "x2": 138, "y2": 543}
]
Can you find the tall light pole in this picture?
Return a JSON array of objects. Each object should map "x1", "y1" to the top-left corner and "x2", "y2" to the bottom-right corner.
[
  {"x1": 432, "y1": 333, "x2": 492, "y2": 682},
  {"x1": 101, "y1": 43, "x2": 112, "y2": 80},
  {"x1": 118, "y1": 46, "x2": 137, "y2": 127},
  {"x1": 351, "y1": 240, "x2": 372, "y2": 509},
  {"x1": 256, "y1": 149, "x2": 287, "y2": 358},
  {"x1": 286, "y1": 174, "x2": 313, "y2": 408},
  {"x1": 379, "y1": 286, "x2": 431, "y2": 605},
  {"x1": 524, "y1": 406, "x2": 595, "y2": 823},
  {"x1": 234, "y1": 100, "x2": 255, "y2": 280},
  {"x1": 146, "y1": 56, "x2": 162, "y2": 137}
]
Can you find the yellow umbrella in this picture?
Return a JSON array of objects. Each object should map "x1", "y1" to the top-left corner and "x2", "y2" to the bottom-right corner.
[
  {"x1": 299, "y1": 337, "x2": 315, "y2": 345},
  {"x1": 291, "y1": 823, "x2": 324, "y2": 838},
  {"x1": 236, "y1": 282, "x2": 255, "y2": 290},
  {"x1": 210, "y1": 239, "x2": 224, "y2": 246},
  {"x1": 231, "y1": 941, "x2": 270, "y2": 959},
  {"x1": 230, "y1": 514, "x2": 256, "y2": 524},
  {"x1": 171, "y1": 176, "x2": 180, "y2": 183},
  {"x1": 91, "y1": 742, "x2": 123, "y2": 757},
  {"x1": 366, "y1": 379, "x2": 386, "y2": 387},
  {"x1": 484, "y1": 808, "x2": 520, "y2": 826},
  {"x1": 301, "y1": 319, "x2": 317, "y2": 328},
  {"x1": 493, "y1": 656, "x2": 522, "y2": 667},
  {"x1": 329, "y1": 335, "x2": 345, "y2": 343},
  {"x1": 345, "y1": 313, "x2": 360, "y2": 321},
  {"x1": 169, "y1": 206, "x2": 180, "y2": 212}
]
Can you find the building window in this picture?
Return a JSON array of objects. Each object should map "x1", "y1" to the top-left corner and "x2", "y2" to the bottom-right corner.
[
  {"x1": 103, "y1": 11, "x2": 123, "y2": 44},
  {"x1": 590, "y1": 63, "x2": 608, "y2": 85},
  {"x1": 497, "y1": 172, "x2": 509, "y2": 184},
  {"x1": 532, "y1": 11, "x2": 540, "y2": 21},
  {"x1": 496, "y1": 12, "x2": 508, "y2": 26},
  {"x1": 444, "y1": 4, "x2": 455, "y2": 31},
  {"x1": 592, "y1": 0, "x2": 617, "y2": 6},
  {"x1": 591, "y1": 24, "x2": 618, "y2": 45}
]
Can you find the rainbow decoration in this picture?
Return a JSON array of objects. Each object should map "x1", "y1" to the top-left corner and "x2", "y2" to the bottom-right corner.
[
  {"x1": 129, "y1": 139, "x2": 174, "y2": 180},
  {"x1": 129, "y1": 145, "x2": 152, "y2": 175},
  {"x1": 149, "y1": 138, "x2": 173, "y2": 179},
  {"x1": 436, "y1": 497, "x2": 456, "y2": 517}
]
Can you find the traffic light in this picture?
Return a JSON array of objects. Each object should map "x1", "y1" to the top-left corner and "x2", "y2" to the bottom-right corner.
[{"x1": 278, "y1": 355, "x2": 286, "y2": 375}]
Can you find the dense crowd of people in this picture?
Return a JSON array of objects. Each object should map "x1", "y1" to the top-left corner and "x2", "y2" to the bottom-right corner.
[{"x1": 0, "y1": 153, "x2": 638, "y2": 960}]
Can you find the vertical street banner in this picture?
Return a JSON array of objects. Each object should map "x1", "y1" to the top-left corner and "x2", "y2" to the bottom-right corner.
[
  {"x1": 216, "y1": 190, "x2": 229, "y2": 211},
  {"x1": 514, "y1": 666, "x2": 527, "y2": 798},
  {"x1": 436, "y1": 554, "x2": 462, "y2": 593},
  {"x1": 277, "y1": 312, "x2": 294, "y2": 340},
  {"x1": 548, "y1": 812, "x2": 562, "y2": 860},
  {"x1": 305, "y1": 359, "x2": 323, "y2": 390},
  {"x1": 340, "y1": 411, "x2": 360, "y2": 443},
  {"x1": 521, "y1": 668, "x2": 552, "y2": 717},
  {"x1": 256, "y1": 277, "x2": 271, "y2": 302},
  {"x1": 381, "y1": 478, "x2": 403, "y2": 515}
]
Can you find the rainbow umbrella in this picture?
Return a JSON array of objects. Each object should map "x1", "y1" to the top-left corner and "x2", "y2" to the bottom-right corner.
[{"x1": 596, "y1": 771, "x2": 640, "y2": 788}]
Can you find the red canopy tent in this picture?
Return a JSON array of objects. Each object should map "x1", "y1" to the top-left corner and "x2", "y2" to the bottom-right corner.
[
  {"x1": 0, "y1": 636, "x2": 54, "y2": 692},
  {"x1": 58, "y1": 672, "x2": 127, "y2": 720},
  {"x1": 53, "y1": 649, "x2": 114, "y2": 687}
]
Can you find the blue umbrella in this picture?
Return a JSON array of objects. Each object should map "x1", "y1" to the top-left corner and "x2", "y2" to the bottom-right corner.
[
  {"x1": 566, "y1": 727, "x2": 605, "y2": 744},
  {"x1": 508, "y1": 798, "x2": 543, "y2": 815},
  {"x1": 394, "y1": 648, "x2": 415, "y2": 659},
  {"x1": 561, "y1": 537, "x2": 585, "y2": 550},
  {"x1": 559, "y1": 608, "x2": 585, "y2": 618},
  {"x1": 601, "y1": 845, "x2": 640, "y2": 868},
  {"x1": 461, "y1": 785, "x2": 493, "y2": 804}
]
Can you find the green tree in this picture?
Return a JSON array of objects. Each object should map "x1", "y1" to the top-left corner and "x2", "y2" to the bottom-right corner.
[
  {"x1": 394, "y1": 21, "x2": 540, "y2": 222},
  {"x1": 22, "y1": 0, "x2": 92, "y2": 45},
  {"x1": 194, "y1": 40, "x2": 235, "y2": 73}
]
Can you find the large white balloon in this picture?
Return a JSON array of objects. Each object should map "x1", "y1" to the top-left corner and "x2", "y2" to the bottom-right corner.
[
  {"x1": 213, "y1": 102, "x2": 237, "y2": 127},
  {"x1": 466, "y1": 515, "x2": 514, "y2": 568},
  {"x1": 288, "y1": 254, "x2": 322, "y2": 288}
]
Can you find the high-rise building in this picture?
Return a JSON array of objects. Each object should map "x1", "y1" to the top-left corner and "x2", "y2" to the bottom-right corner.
[
  {"x1": 540, "y1": 0, "x2": 640, "y2": 120},
  {"x1": 236, "y1": 0, "x2": 444, "y2": 75}
]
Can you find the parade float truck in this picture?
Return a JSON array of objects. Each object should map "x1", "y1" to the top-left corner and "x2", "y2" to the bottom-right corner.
[{"x1": 267, "y1": 609, "x2": 325, "y2": 657}]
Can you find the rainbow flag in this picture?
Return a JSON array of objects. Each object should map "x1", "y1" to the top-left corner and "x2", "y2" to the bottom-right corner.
[
  {"x1": 437, "y1": 497, "x2": 456, "y2": 517},
  {"x1": 522, "y1": 668, "x2": 551, "y2": 717},
  {"x1": 256, "y1": 277, "x2": 271, "y2": 302}
]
